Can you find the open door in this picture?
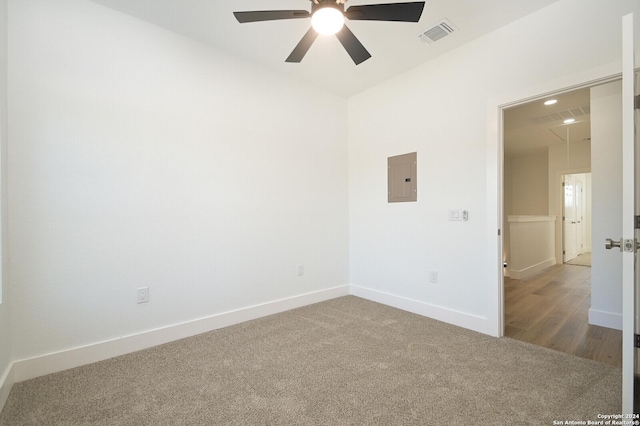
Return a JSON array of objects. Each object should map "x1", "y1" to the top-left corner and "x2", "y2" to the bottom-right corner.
[
  {"x1": 618, "y1": 13, "x2": 638, "y2": 415},
  {"x1": 564, "y1": 174, "x2": 579, "y2": 262},
  {"x1": 564, "y1": 173, "x2": 590, "y2": 263},
  {"x1": 575, "y1": 176, "x2": 586, "y2": 256},
  {"x1": 606, "y1": 12, "x2": 638, "y2": 415},
  {"x1": 634, "y1": 60, "x2": 640, "y2": 412}
]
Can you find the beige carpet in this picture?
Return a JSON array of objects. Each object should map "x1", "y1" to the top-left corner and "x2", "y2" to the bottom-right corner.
[
  {"x1": 0, "y1": 296, "x2": 620, "y2": 425},
  {"x1": 566, "y1": 252, "x2": 592, "y2": 267}
]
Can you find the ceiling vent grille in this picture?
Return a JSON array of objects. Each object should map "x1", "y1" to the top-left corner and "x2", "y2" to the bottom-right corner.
[
  {"x1": 530, "y1": 104, "x2": 591, "y2": 125},
  {"x1": 419, "y1": 19, "x2": 456, "y2": 43}
]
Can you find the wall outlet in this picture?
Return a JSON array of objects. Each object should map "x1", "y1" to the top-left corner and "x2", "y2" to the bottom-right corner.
[
  {"x1": 137, "y1": 287, "x2": 149, "y2": 304},
  {"x1": 429, "y1": 271, "x2": 438, "y2": 283},
  {"x1": 297, "y1": 264, "x2": 304, "y2": 276}
]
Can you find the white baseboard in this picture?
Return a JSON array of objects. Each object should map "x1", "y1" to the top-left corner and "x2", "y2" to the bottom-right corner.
[
  {"x1": 350, "y1": 285, "x2": 490, "y2": 335},
  {"x1": 588, "y1": 308, "x2": 622, "y2": 330},
  {"x1": 12, "y1": 285, "x2": 350, "y2": 383},
  {"x1": 508, "y1": 257, "x2": 556, "y2": 280},
  {"x1": 0, "y1": 362, "x2": 14, "y2": 415}
]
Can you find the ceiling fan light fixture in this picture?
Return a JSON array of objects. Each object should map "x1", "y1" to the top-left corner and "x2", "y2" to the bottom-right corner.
[
  {"x1": 311, "y1": 7, "x2": 345, "y2": 35},
  {"x1": 233, "y1": 1, "x2": 425, "y2": 64}
]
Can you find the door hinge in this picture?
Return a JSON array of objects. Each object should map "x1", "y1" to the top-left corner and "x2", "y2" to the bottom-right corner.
[
  {"x1": 635, "y1": 94, "x2": 640, "y2": 110},
  {"x1": 498, "y1": 229, "x2": 501, "y2": 236},
  {"x1": 636, "y1": 215, "x2": 640, "y2": 229},
  {"x1": 635, "y1": 333, "x2": 640, "y2": 348}
]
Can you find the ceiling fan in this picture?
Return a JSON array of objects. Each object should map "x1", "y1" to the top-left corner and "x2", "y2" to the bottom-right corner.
[{"x1": 233, "y1": 0, "x2": 426, "y2": 65}]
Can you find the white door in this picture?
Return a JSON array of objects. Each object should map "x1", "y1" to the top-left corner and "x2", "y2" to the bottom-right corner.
[
  {"x1": 564, "y1": 174, "x2": 578, "y2": 262},
  {"x1": 617, "y1": 13, "x2": 638, "y2": 415},
  {"x1": 575, "y1": 176, "x2": 585, "y2": 256}
]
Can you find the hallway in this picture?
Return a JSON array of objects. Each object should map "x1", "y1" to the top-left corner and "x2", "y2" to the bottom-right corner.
[{"x1": 504, "y1": 263, "x2": 621, "y2": 368}]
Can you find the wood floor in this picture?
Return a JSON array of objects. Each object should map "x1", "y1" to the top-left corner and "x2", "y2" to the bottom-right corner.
[{"x1": 504, "y1": 263, "x2": 622, "y2": 368}]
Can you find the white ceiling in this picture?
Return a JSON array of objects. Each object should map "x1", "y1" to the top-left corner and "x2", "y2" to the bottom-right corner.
[
  {"x1": 89, "y1": 0, "x2": 560, "y2": 97},
  {"x1": 504, "y1": 88, "x2": 592, "y2": 158}
]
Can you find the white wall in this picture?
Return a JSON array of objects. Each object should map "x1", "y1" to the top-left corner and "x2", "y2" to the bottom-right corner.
[
  {"x1": 507, "y1": 152, "x2": 549, "y2": 216},
  {"x1": 0, "y1": 0, "x2": 11, "y2": 410},
  {"x1": 504, "y1": 140, "x2": 592, "y2": 270},
  {"x1": 8, "y1": 0, "x2": 349, "y2": 363},
  {"x1": 507, "y1": 215, "x2": 556, "y2": 279},
  {"x1": 590, "y1": 80, "x2": 623, "y2": 329},
  {"x1": 348, "y1": 0, "x2": 640, "y2": 334},
  {"x1": 503, "y1": 150, "x2": 548, "y2": 271}
]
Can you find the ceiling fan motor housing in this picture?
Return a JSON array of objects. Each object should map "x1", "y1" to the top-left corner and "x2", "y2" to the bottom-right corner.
[{"x1": 311, "y1": 0, "x2": 346, "y2": 14}]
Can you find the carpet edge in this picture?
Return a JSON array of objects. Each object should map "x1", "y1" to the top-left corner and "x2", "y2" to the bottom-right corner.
[
  {"x1": 350, "y1": 285, "x2": 492, "y2": 335},
  {"x1": 12, "y1": 285, "x2": 350, "y2": 383},
  {"x1": 0, "y1": 362, "x2": 14, "y2": 416}
]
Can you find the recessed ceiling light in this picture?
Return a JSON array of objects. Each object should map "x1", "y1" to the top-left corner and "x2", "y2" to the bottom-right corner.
[
  {"x1": 544, "y1": 99, "x2": 558, "y2": 106},
  {"x1": 564, "y1": 118, "x2": 576, "y2": 124}
]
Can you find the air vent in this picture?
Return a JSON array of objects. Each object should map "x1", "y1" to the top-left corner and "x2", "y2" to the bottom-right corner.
[
  {"x1": 419, "y1": 19, "x2": 456, "y2": 43},
  {"x1": 530, "y1": 104, "x2": 591, "y2": 125}
]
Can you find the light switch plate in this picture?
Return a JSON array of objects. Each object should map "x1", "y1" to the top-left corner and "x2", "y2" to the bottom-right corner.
[{"x1": 448, "y1": 209, "x2": 462, "y2": 221}]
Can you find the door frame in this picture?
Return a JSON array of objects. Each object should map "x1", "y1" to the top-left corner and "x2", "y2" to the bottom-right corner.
[
  {"x1": 574, "y1": 175, "x2": 586, "y2": 257},
  {"x1": 561, "y1": 172, "x2": 592, "y2": 263},
  {"x1": 490, "y1": 13, "x2": 638, "y2": 415},
  {"x1": 555, "y1": 168, "x2": 591, "y2": 265},
  {"x1": 563, "y1": 174, "x2": 579, "y2": 263},
  {"x1": 489, "y1": 72, "x2": 620, "y2": 339}
]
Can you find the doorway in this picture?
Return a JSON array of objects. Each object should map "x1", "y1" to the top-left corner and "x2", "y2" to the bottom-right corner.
[
  {"x1": 501, "y1": 84, "x2": 621, "y2": 367},
  {"x1": 502, "y1": 87, "x2": 591, "y2": 279},
  {"x1": 563, "y1": 172, "x2": 592, "y2": 266}
]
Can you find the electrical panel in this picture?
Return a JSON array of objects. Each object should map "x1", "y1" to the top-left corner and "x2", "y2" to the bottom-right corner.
[{"x1": 388, "y1": 152, "x2": 417, "y2": 203}]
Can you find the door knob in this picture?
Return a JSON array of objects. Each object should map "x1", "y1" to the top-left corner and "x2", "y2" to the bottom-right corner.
[{"x1": 605, "y1": 238, "x2": 622, "y2": 251}]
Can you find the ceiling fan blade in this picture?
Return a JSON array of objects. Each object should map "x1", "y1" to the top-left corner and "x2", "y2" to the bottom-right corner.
[
  {"x1": 286, "y1": 28, "x2": 319, "y2": 63},
  {"x1": 345, "y1": 2, "x2": 425, "y2": 22},
  {"x1": 335, "y1": 25, "x2": 371, "y2": 65},
  {"x1": 234, "y1": 10, "x2": 310, "y2": 23}
]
